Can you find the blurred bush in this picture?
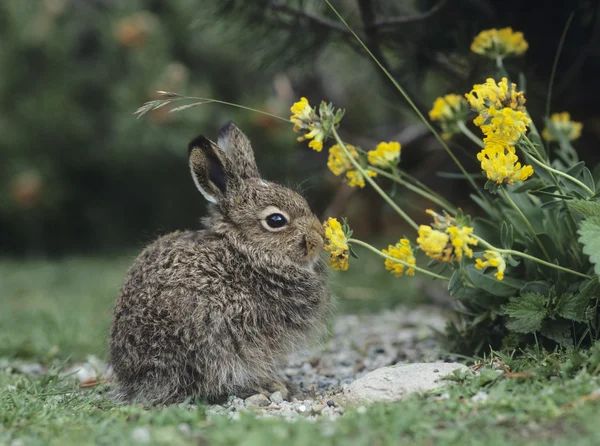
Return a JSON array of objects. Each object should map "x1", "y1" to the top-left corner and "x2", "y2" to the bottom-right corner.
[
  {"x1": 0, "y1": 0, "x2": 314, "y2": 255},
  {"x1": 2, "y1": 0, "x2": 599, "y2": 256}
]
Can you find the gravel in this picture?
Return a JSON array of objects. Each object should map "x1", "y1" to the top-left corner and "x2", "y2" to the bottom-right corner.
[
  {"x1": 4, "y1": 305, "x2": 452, "y2": 421},
  {"x1": 204, "y1": 306, "x2": 451, "y2": 420}
]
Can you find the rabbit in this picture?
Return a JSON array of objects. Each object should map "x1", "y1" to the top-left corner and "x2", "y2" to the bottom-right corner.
[{"x1": 109, "y1": 122, "x2": 331, "y2": 405}]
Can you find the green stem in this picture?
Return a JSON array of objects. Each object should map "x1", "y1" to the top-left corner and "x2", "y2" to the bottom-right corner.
[
  {"x1": 332, "y1": 128, "x2": 419, "y2": 231},
  {"x1": 523, "y1": 138, "x2": 594, "y2": 196},
  {"x1": 521, "y1": 136, "x2": 582, "y2": 261},
  {"x1": 457, "y1": 121, "x2": 485, "y2": 149},
  {"x1": 474, "y1": 236, "x2": 592, "y2": 280},
  {"x1": 546, "y1": 13, "x2": 575, "y2": 119},
  {"x1": 500, "y1": 189, "x2": 552, "y2": 261},
  {"x1": 323, "y1": 0, "x2": 487, "y2": 203},
  {"x1": 369, "y1": 166, "x2": 457, "y2": 213},
  {"x1": 349, "y1": 238, "x2": 450, "y2": 281}
]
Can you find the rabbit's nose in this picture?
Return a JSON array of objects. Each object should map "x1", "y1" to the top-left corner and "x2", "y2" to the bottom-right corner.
[{"x1": 312, "y1": 217, "x2": 325, "y2": 240}]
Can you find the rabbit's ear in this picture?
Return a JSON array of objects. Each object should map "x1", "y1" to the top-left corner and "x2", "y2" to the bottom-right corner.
[
  {"x1": 188, "y1": 135, "x2": 237, "y2": 203},
  {"x1": 217, "y1": 122, "x2": 260, "y2": 179}
]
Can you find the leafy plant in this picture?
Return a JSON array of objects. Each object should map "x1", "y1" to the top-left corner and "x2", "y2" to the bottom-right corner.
[{"x1": 136, "y1": 4, "x2": 600, "y2": 355}]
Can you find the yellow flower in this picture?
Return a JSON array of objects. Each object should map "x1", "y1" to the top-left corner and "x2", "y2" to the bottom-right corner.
[
  {"x1": 417, "y1": 225, "x2": 453, "y2": 263},
  {"x1": 290, "y1": 97, "x2": 327, "y2": 152},
  {"x1": 382, "y1": 239, "x2": 416, "y2": 277},
  {"x1": 323, "y1": 217, "x2": 350, "y2": 271},
  {"x1": 346, "y1": 169, "x2": 377, "y2": 188},
  {"x1": 327, "y1": 144, "x2": 355, "y2": 176},
  {"x1": 429, "y1": 94, "x2": 469, "y2": 140},
  {"x1": 429, "y1": 94, "x2": 467, "y2": 121},
  {"x1": 327, "y1": 144, "x2": 377, "y2": 188},
  {"x1": 446, "y1": 226, "x2": 478, "y2": 261},
  {"x1": 477, "y1": 136, "x2": 534, "y2": 185},
  {"x1": 471, "y1": 27, "x2": 528, "y2": 60},
  {"x1": 475, "y1": 250, "x2": 506, "y2": 280},
  {"x1": 465, "y1": 78, "x2": 526, "y2": 113},
  {"x1": 368, "y1": 141, "x2": 401, "y2": 168},
  {"x1": 542, "y1": 112, "x2": 583, "y2": 142},
  {"x1": 304, "y1": 126, "x2": 326, "y2": 152},
  {"x1": 290, "y1": 97, "x2": 312, "y2": 123},
  {"x1": 474, "y1": 106, "x2": 531, "y2": 143}
]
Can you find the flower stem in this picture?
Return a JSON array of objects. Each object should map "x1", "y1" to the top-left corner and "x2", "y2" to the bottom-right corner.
[
  {"x1": 474, "y1": 236, "x2": 592, "y2": 280},
  {"x1": 457, "y1": 121, "x2": 485, "y2": 149},
  {"x1": 332, "y1": 128, "x2": 418, "y2": 231},
  {"x1": 500, "y1": 189, "x2": 552, "y2": 261},
  {"x1": 323, "y1": 0, "x2": 487, "y2": 203},
  {"x1": 546, "y1": 13, "x2": 575, "y2": 119},
  {"x1": 349, "y1": 238, "x2": 450, "y2": 281},
  {"x1": 369, "y1": 166, "x2": 457, "y2": 214},
  {"x1": 523, "y1": 137, "x2": 594, "y2": 196}
]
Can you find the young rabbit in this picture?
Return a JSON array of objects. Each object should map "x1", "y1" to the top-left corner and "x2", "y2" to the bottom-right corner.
[{"x1": 109, "y1": 123, "x2": 330, "y2": 405}]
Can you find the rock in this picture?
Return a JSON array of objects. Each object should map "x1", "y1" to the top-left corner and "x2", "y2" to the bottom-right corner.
[
  {"x1": 338, "y1": 363, "x2": 468, "y2": 405},
  {"x1": 270, "y1": 391, "x2": 284, "y2": 404},
  {"x1": 131, "y1": 426, "x2": 151, "y2": 444},
  {"x1": 244, "y1": 393, "x2": 270, "y2": 407},
  {"x1": 311, "y1": 403, "x2": 324, "y2": 414}
]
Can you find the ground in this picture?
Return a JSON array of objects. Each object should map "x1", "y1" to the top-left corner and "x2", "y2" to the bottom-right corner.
[{"x1": 3, "y1": 256, "x2": 600, "y2": 445}]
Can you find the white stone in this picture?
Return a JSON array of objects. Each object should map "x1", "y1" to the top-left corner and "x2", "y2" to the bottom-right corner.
[
  {"x1": 244, "y1": 393, "x2": 270, "y2": 407},
  {"x1": 471, "y1": 391, "x2": 488, "y2": 402},
  {"x1": 131, "y1": 427, "x2": 151, "y2": 444},
  {"x1": 339, "y1": 363, "x2": 469, "y2": 404},
  {"x1": 269, "y1": 391, "x2": 284, "y2": 404}
]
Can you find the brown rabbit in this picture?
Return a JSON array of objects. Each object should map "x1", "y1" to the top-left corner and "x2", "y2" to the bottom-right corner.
[{"x1": 109, "y1": 123, "x2": 330, "y2": 405}]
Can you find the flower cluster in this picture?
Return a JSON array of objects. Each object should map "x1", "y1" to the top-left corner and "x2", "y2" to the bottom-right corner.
[
  {"x1": 542, "y1": 112, "x2": 583, "y2": 142},
  {"x1": 382, "y1": 239, "x2": 416, "y2": 277},
  {"x1": 475, "y1": 250, "x2": 506, "y2": 280},
  {"x1": 290, "y1": 98, "x2": 344, "y2": 152},
  {"x1": 470, "y1": 27, "x2": 528, "y2": 60},
  {"x1": 429, "y1": 94, "x2": 469, "y2": 139},
  {"x1": 417, "y1": 210, "x2": 478, "y2": 263},
  {"x1": 327, "y1": 144, "x2": 377, "y2": 188},
  {"x1": 323, "y1": 218, "x2": 350, "y2": 271},
  {"x1": 477, "y1": 136, "x2": 534, "y2": 185},
  {"x1": 465, "y1": 77, "x2": 526, "y2": 113},
  {"x1": 367, "y1": 141, "x2": 401, "y2": 168}
]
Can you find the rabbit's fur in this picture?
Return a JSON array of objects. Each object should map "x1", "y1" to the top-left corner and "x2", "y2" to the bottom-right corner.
[{"x1": 109, "y1": 123, "x2": 330, "y2": 405}]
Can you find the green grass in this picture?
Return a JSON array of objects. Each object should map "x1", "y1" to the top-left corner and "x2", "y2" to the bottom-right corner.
[{"x1": 3, "y1": 256, "x2": 600, "y2": 445}]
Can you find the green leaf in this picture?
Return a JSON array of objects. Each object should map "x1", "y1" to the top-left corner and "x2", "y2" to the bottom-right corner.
[
  {"x1": 500, "y1": 222, "x2": 514, "y2": 250},
  {"x1": 502, "y1": 293, "x2": 548, "y2": 333},
  {"x1": 578, "y1": 216, "x2": 600, "y2": 278},
  {"x1": 566, "y1": 161, "x2": 586, "y2": 179},
  {"x1": 583, "y1": 167, "x2": 596, "y2": 193},
  {"x1": 465, "y1": 264, "x2": 523, "y2": 297},
  {"x1": 569, "y1": 200, "x2": 600, "y2": 217},
  {"x1": 556, "y1": 293, "x2": 590, "y2": 322},
  {"x1": 541, "y1": 320, "x2": 573, "y2": 349}
]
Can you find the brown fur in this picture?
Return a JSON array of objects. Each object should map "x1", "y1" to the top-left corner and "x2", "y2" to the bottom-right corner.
[{"x1": 109, "y1": 123, "x2": 330, "y2": 405}]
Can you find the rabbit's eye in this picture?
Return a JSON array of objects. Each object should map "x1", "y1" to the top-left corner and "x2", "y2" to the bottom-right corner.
[{"x1": 265, "y1": 213, "x2": 288, "y2": 229}]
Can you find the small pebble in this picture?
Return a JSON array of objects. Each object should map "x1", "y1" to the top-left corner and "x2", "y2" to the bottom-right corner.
[
  {"x1": 6, "y1": 385, "x2": 16, "y2": 392},
  {"x1": 270, "y1": 391, "x2": 284, "y2": 404},
  {"x1": 471, "y1": 391, "x2": 489, "y2": 403},
  {"x1": 311, "y1": 404, "x2": 324, "y2": 414},
  {"x1": 131, "y1": 427, "x2": 151, "y2": 444},
  {"x1": 334, "y1": 406, "x2": 345, "y2": 414},
  {"x1": 245, "y1": 394, "x2": 270, "y2": 407},
  {"x1": 177, "y1": 423, "x2": 191, "y2": 436},
  {"x1": 297, "y1": 404, "x2": 307, "y2": 413},
  {"x1": 356, "y1": 406, "x2": 367, "y2": 414},
  {"x1": 327, "y1": 400, "x2": 335, "y2": 407}
]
